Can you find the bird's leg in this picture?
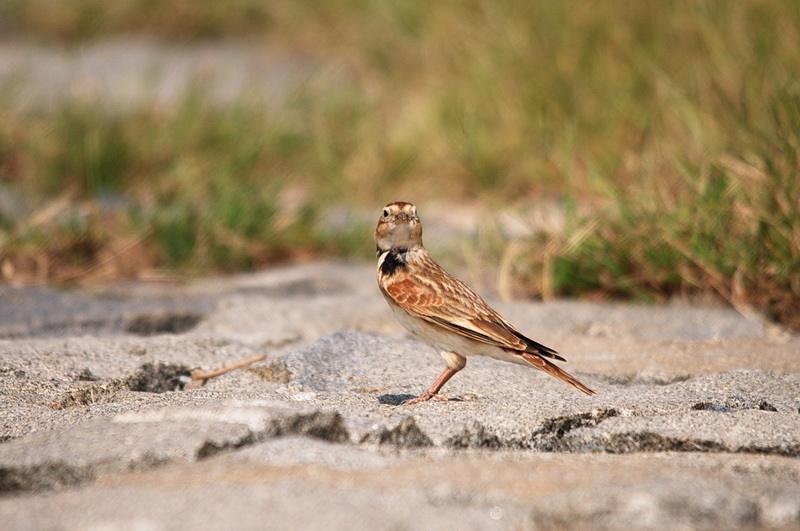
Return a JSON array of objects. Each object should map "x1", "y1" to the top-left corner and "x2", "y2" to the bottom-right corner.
[{"x1": 403, "y1": 365, "x2": 462, "y2": 404}]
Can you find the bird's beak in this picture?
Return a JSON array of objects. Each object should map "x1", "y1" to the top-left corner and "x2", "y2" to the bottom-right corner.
[{"x1": 395, "y1": 213, "x2": 410, "y2": 223}]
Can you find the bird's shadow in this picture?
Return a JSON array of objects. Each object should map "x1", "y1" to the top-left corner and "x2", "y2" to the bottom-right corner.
[
  {"x1": 378, "y1": 393, "x2": 415, "y2": 405},
  {"x1": 377, "y1": 393, "x2": 465, "y2": 406}
]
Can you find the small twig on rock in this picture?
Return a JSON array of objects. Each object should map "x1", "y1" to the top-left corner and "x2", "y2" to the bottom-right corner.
[{"x1": 185, "y1": 354, "x2": 266, "y2": 389}]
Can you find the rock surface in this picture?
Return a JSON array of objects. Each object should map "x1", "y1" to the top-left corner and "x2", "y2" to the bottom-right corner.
[{"x1": 1, "y1": 262, "x2": 799, "y2": 530}]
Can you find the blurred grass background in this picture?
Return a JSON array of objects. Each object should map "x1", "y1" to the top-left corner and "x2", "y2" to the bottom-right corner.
[{"x1": 0, "y1": 0, "x2": 798, "y2": 329}]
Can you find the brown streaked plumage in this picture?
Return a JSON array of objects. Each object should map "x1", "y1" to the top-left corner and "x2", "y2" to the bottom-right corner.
[{"x1": 375, "y1": 201, "x2": 594, "y2": 404}]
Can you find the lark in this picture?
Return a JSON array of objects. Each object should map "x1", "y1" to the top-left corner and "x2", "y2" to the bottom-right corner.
[{"x1": 376, "y1": 201, "x2": 594, "y2": 404}]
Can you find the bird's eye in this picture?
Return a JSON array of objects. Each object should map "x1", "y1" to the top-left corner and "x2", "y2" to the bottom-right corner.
[{"x1": 382, "y1": 209, "x2": 390, "y2": 218}]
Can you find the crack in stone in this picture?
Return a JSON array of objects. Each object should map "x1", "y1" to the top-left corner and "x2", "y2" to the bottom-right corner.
[
  {"x1": 4, "y1": 402, "x2": 797, "y2": 497},
  {"x1": 197, "y1": 411, "x2": 349, "y2": 459},
  {"x1": 276, "y1": 411, "x2": 350, "y2": 444},
  {"x1": 361, "y1": 417, "x2": 433, "y2": 448},
  {"x1": 578, "y1": 432, "x2": 800, "y2": 457},
  {"x1": 49, "y1": 363, "x2": 193, "y2": 408},
  {"x1": 446, "y1": 421, "x2": 506, "y2": 449},
  {"x1": 73, "y1": 368, "x2": 100, "y2": 382},
  {"x1": 0, "y1": 411, "x2": 349, "y2": 495},
  {"x1": 21, "y1": 318, "x2": 113, "y2": 337},
  {"x1": 691, "y1": 398, "x2": 779, "y2": 413},
  {"x1": 529, "y1": 408, "x2": 620, "y2": 451},
  {"x1": 0, "y1": 463, "x2": 94, "y2": 494},
  {"x1": 125, "y1": 313, "x2": 203, "y2": 336},
  {"x1": 126, "y1": 363, "x2": 192, "y2": 393},
  {"x1": 0, "y1": 311, "x2": 203, "y2": 339},
  {"x1": 596, "y1": 432, "x2": 729, "y2": 453},
  {"x1": 442, "y1": 409, "x2": 621, "y2": 450},
  {"x1": 441, "y1": 408, "x2": 799, "y2": 458}
]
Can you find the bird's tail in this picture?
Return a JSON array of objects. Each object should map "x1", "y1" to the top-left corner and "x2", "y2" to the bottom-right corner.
[{"x1": 520, "y1": 352, "x2": 595, "y2": 396}]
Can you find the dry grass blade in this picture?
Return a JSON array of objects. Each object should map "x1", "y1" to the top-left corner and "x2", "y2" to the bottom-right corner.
[{"x1": 184, "y1": 354, "x2": 267, "y2": 389}]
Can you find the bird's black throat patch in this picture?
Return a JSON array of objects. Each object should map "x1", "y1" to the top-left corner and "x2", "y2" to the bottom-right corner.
[{"x1": 380, "y1": 247, "x2": 408, "y2": 276}]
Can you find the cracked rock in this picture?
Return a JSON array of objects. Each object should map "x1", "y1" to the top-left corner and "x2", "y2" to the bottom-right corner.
[
  {"x1": 361, "y1": 417, "x2": 433, "y2": 448},
  {"x1": 1, "y1": 263, "x2": 799, "y2": 529},
  {"x1": 446, "y1": 421, "x2": 505, "y2": 449},
  {"x1": 558, "y1": 411, "x2": 800, "y2": 456},
  {"x1": 0, "y1": 403, "x2": 348, "y2": 494}
]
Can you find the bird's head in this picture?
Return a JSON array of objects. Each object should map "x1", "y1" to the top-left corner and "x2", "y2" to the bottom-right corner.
[{"x1": 375, "y1": 201, "x2": 422, "y2": 253}]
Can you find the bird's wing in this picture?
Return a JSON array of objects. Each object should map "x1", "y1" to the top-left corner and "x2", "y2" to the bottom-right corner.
[{"x1": 380, "y1": 255, "x2": 564, "y2": 361}]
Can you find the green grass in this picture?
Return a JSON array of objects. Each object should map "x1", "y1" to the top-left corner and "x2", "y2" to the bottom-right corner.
[
  {"x1": 0, "y1": 0, "x2": 275, "y2": 41},
  {"x1": 0, "y1": 0, "x2": 798, "y2": 328},
  {"x1": 1, "y1": 95, "x2": 375, "y2": 276}
]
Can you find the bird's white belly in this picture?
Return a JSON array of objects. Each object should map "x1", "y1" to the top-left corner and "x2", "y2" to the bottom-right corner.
[{"x1": 388, "y1": 301, "x2": 522, "y2": 364}]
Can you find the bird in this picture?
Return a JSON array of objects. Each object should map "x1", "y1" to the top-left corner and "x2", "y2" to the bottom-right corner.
[{"x1": 375, "y1": 201, "x2": 594, "y2": 404}]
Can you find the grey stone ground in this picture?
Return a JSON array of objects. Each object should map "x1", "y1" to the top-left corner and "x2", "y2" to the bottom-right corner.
[{"x1": 1, "y1": 262, "x2": 799, "y2": 530}]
